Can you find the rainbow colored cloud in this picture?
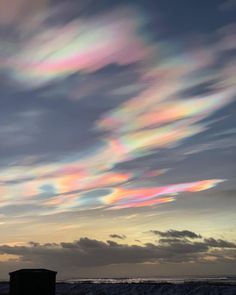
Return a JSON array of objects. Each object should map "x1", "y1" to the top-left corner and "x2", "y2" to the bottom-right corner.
[
  {"x1": 3, "y1": 8, "x2": 147, "y2": 87},
  {"x1": 0, "y1": 153, "x2": 224, "y2": 213},
  {"x1": 0, "y1": 4, "x2": 235, "y2": 216},
  {"x1": 102, "y1": 179, "x2": 224, "y2": 209}
]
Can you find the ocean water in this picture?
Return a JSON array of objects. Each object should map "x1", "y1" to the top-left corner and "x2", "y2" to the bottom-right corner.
[
  {"x1": 1, "y1": 277, "x2": 236, "y2": 295},
  {"x1": 56, "y1": 278, "x2": 236, "y2": 295},
  {"x1": 62, "y1": 276, "x2": 236, "y2": 284}
]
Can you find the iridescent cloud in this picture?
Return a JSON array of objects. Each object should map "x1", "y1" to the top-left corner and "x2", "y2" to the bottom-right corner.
[
  {"x1": 0, "y1": 4, "x2": 235, "y2": 216},
  {"x1": 103, "y1": 179, "x2": 224, "y2": 209},
  {"x1": 3, "y1": 8, "x2": 147, "y2": 87},
  {"x1": 0, "y1": 154, "x2": 224, "y2": 213}
]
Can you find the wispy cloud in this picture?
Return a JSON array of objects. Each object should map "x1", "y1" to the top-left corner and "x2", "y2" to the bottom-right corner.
[{"x1": 0, "y1": 2, "x2": 235, "y2": 220}]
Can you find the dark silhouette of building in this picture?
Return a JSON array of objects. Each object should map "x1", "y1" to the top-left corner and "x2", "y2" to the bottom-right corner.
[{"x1": 9, "y1": 269, "x2": 57, "y2": 295}]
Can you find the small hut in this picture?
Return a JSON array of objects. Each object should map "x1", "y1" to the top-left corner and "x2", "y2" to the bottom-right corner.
[{"x1": 9, "y1": 269, "x2": 57, "y2": 295}]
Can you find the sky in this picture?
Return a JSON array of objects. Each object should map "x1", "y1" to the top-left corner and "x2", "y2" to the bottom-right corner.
[{"x1": 0, "y1": 0, "x2": 236, "y2": 280}]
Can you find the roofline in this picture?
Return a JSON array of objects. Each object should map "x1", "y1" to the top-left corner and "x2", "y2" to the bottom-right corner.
[{"x1": 9, "y1": 269, "x2": 57, "y2": 275}]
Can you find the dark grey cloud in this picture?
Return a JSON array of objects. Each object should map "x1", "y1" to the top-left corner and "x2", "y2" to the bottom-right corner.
[
  {"x1": 0, "y1": 232, "x2": 235, "y2": 270},
  {"x1": 135, "y1": 239, "x2": 141, "y2": 243},
  {"x1": 204, "y1": 238, "x2": 236, "y2": 248},
  {"x1": 109, "y1": 234, "x2": 126, "y2": 240},
  {"x1": 159, "y1": 238, "x2": 188, "y2": 244},
  {"x1": 150, "y1": 230, "x2": 202, "y2": 239}
]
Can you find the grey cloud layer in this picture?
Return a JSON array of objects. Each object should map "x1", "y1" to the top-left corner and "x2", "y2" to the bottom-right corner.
[
  {"x1": 0, "y1": 230, "x2": 235, "y2": 269},
  {"x1": 109, "y1": 234, "x2": 127, "y2": 240},
  {"x1": 150, "y1": 230, "x2": 202, "y2": 239}
]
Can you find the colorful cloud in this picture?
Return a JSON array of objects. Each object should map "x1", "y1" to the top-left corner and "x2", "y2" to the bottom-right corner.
[
  {"x1": 102, "y1": 179, "x2": 224, "y2": 209},
  {"x1": 3, "y1": 8, "x2": 147, "y2": 87},
  {"x1": 0, "y1": 153, "x2": 224, "y2": 213},
  {"x1": 0, "y1": 4, "x2": 235, "y2": 217}
]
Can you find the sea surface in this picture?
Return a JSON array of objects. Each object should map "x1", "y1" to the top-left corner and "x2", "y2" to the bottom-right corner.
[
  {"x1": 62, "y1": 276, "x2": 236, "y2": 284},
  {"x1": 1, "y1": 276, "x2": 236, "y2": 294}
]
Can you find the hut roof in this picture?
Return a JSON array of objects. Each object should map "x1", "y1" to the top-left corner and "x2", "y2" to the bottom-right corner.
[{"x1": 9, "y1": 269, "x2": 57, "y2": 275}]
